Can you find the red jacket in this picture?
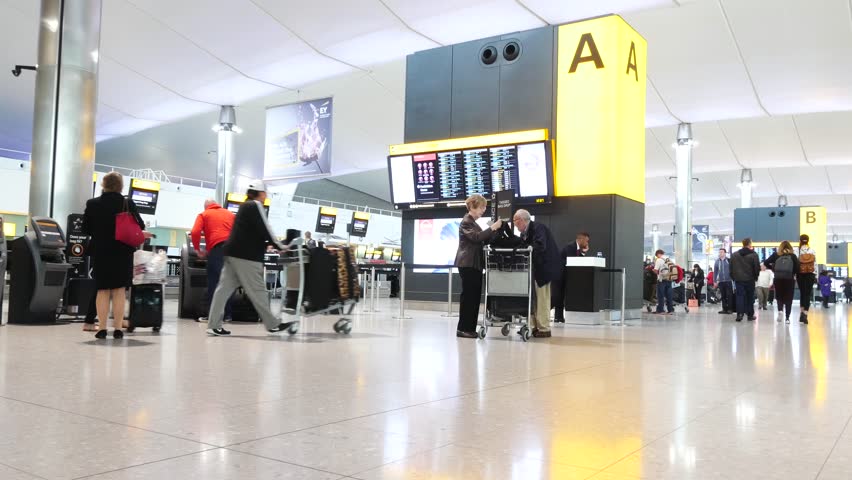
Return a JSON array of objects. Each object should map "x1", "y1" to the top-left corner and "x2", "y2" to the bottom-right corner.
[{"x1": 191, "y1": 203, "x2": 235, "y2": 252}]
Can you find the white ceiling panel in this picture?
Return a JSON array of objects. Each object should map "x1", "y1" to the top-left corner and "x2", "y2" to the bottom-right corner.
[
  {"x1": 693, "y1": 201, "x2": 723, "y2": 220},
  {"x1": 645, "y1": 130, "x2": 675, "y2": 177},
  {"x1": 794, "y1": 111, "x2": 852, "y2": 166},
  {"x1": 625, "y1": 1, "x2": 765, "y2": 122},
  {"x1": 96, "y1": 103, "x2": 131, "y2": 127},
  {"x1": 520, "y1": 0, "x2": 673, "y2": 24},
  {"x1": 769, "y1": 166, "x2": 831, "y2": 196},
  {"x1": 690, "y1": 122, "x2": 741, "y2": 174},
  {"x1": 325, "y1": 28, "x2": 437, "y2": 68},
  {"x1": 645, "y1": 177, "x2": 675, "y2": 206},
  {"x1": 189, "y1": 75, "x2": 281, "y2": 108},
  {"x1": 692, "y1": 173, "x2": 731, "y2": 202},
  {"x1": 645, "y1": 82, "x2": 679, "y2": 127},
  {"x1": 384, "y1": 0, "x2": 546, "y2": 45},
  {"x1": 97, "y1": 117, "x2": 161, "y2": 137},
  {"x1": 823, "y1": 166, "x2": 852, "y2": 194},
  {"x1": 718, "y1": 116, "x2": 807, "y2": 168},
  {"x1": 248, "y1": 53, "x2": 354, "y2": 89},
  {"x1": 722, "y1": 0, "x2": 852, "y2": 115}
]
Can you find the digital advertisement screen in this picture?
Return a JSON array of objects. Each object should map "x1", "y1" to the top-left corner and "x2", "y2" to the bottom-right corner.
[
  {"x1": 315, "y1": 207, "x2": 337, "y2": 234},
  {"x1": 388, "y1": 140, "x2": 553, "y2": 209},
  {"x1": 264, "y1": 97, "x2": 333, "y2": 180},
  {"x1": 413, "y1": 217, "x2": 490, "y2": 273}
]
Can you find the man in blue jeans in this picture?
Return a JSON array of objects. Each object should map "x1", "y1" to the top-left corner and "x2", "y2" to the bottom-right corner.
[
  {"x1": 731, "y1": 237, "x2": 760, "y2": 322},
  {"x1": 653, "y1": 249, "x2": 674, "y2": 314}
]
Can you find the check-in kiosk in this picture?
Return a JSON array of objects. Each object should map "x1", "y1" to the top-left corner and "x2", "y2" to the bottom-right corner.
[
  {"x1": 8, "y1": 217, "x2": 71, "y2": 324},
  {"x1": 178, "y1": 232, "x2": 208, "y2": 319},
  {"x1": 0, "y1": 216, "x2": 7, "y2": 326}
]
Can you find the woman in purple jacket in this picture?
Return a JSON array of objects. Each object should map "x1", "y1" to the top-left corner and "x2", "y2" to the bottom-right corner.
[{"x1": 819, "y1": 271, "x2": 833, "y2": 308}]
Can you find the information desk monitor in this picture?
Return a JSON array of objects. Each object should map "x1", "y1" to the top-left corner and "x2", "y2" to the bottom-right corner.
[
  {"x1": 315, "y1": 207, "x2": 337, "y2": 234},
  {"x1": 31, "y1": 218, "x2": 66, "y2": 250}
]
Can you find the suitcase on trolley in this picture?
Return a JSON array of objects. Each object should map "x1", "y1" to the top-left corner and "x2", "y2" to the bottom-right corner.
[{"x1": 128, "y1": 284, "x2": 163, "y2": 332}]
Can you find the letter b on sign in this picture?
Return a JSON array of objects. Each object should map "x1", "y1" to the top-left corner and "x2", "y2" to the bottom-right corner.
[{"x1": 807, "y1": 211, "x2": 816, "y2": 224}]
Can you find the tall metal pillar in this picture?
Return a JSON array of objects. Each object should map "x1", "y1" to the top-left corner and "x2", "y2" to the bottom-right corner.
[
  {"x1": 214, "y1": 106, "x2": 238, "y2": 205},
  {"x1": 739, "y1": 168, "x2": 753, "y2": 208},
  {"x1": 675, "y1": 123, "x2": 693, "y2": 266},
  {"x1": 651, "y1": 224, "x2": 660, "y2": 254},
  {"x1": 29, "y1": 0, "x2": 102, "y2": 222}
]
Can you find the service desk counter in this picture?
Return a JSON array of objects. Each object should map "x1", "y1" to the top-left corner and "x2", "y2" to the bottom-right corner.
[{"x1": 562, "y1": 257, "x2": 609, "y2": 322}]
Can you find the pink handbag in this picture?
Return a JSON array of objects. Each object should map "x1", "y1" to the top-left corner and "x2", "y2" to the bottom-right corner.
[{"x1": 115, "y1": 199, "x2": 145, "y2": 248}]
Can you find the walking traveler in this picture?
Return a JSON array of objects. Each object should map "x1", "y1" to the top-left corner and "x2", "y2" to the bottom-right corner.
[
  {"x1": 82, "y1": 172, "x2": 150, "y2": 339},
  {"x1": 206, "y1": 181, "x2": 294, "y2": 336},
  {"x1": 453, "y1": 194, "x2": 502, "y2": 338},
  {"x1": 819, "y1": 271, "x2": 832, "y2": 308},
  {"x1": 731, "y1": 238, "x2": 760, "y2": 322},
  {"x1": 764, "y1": 241, "x2": 799, "y2": 324},
  {"x1": 756, "y1": 264, "x2": 774, "y2": 310},
  {"x1": 514, "y1": 209, "x2": 561, "y2": 338},
  {"x1": 714, "y1": 248, "x2": 734, "y2": 314},
  {"x1": 844, "y1": 277, "x2": 852, "y2": 303},
  {"x1": 191, "y1": 199, "x2": 235, "y2": 323},
  {"x1": 797, "y1": 234, "x2": 817, "y2": 323}
]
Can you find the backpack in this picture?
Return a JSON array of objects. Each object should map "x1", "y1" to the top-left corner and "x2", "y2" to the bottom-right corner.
[
  {"x1": 664, "y1": 259, "x2": 682, "y2": 282},
  {"x1": 799, "y1": 250, "x2": 816, "y2": 274},
  {"x1": 775, "y1": 255, "x2": 795, "y2": 280}
]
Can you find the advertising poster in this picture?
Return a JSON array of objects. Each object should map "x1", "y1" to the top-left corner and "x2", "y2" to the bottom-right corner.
[
  {"x1": 692, "y1": 225, "x2": 709, "y2": 252},
  {"x1": 265, "y1": 97, "x2": 333, "y2": 180}
]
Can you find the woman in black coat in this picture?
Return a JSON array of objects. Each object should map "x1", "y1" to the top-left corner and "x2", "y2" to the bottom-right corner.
[
  {"x1": 692, "y1": 264, "x2": 705, "y2": 306},
  {"x1": 82, "y1": 172, "x2": 148, "y2": 339}
]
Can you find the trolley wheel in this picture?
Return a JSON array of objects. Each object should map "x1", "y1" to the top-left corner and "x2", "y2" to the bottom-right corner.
[
  {"x1": 646, "y1": 306, "x2": 652, "y2": 313},
  {"x1": 152, "y1": 326, "x2": 161, "y2": 333},
  {"x1": 126, "y1": 326, "x2": 135, "y2": 333},
  {"x1": 520, "y1": 326, "x2": 530, "y2": 342},
  {"x1": 288, "y1": 322, "x2": 300, "y2": 335},
  {"x1": 684, "y1": 306, "x2": 690, "y2": 313},
  {"x1": 333, "y1": 318, "x2": 351, "y2": 334},
  {"x1": 501, "y1": 324, "x2": 511, "y2": 336},
  {"x1": 478, "y1": 325, "x2": 487, "y2": 339}
]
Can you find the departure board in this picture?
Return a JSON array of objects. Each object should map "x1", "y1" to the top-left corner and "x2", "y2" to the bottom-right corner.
[
  {"x1": 463, "y1": 148, "x2": 492, "y2": 197},
  {"x1": 437, "y1": 151, "x2": 465, "y2": 202},
  {"x1": 389, "y1": 140, "x2": 552, "y2": 209},
  {"x1": 490, "y1": 146, "x2": 520, "y2": 194}
]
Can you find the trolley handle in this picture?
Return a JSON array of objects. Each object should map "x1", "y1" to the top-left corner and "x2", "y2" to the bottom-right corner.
[{"x1": 487, "y1": 247, "x2": 533, "y2": 253}]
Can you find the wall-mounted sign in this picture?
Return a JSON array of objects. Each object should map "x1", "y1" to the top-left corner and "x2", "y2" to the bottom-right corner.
[
  {"x1": 129, "y1": 178, "x2": 160, "y2": 215},
  {"x1": 692, "y1": 225, "x2": 709, "y2": 253},
  {"x1": 65, "y1": 213, "x2": 89, "y2": 277},
  {"x1": 264, "y1": 97, "x2": 333, "y2": 180}
]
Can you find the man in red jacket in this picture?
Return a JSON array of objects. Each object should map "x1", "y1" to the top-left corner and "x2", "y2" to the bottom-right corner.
[{"x1": 191, "y1": 199, "x2": 235, "y2": 322}]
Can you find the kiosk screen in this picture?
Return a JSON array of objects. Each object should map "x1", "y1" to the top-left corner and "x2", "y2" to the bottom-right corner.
[
  {"x1": 315, "y1": 207, "x2": 337, "y2": 234},
  {"x1": 32, "y1": 219, "x2": 65, "y2": 249}
]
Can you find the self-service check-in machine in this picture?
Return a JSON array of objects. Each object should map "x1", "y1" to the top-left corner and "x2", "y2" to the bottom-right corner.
[
  {"x1": 178, "y1": 232, "x2": 208, "y2": 319},
  {"x1": 9, "y1": 217, "x2": 71, "y2": 324},
  {"x1": 0, "y1": 216, "x2": 8, "y2": 326}
]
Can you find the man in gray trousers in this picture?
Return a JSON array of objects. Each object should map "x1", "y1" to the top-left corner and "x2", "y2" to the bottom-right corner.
[{"x1": 206, "y1": 180, "x2": 293, "y2": 336}]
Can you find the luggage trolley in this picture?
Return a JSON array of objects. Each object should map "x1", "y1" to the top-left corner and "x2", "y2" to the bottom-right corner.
[
  {"x1": 278, "y1": 243, "x2": 357, "y2": 334},
  {"x1": 481, "y1": 246, "x2": 534, "y2": 342}
]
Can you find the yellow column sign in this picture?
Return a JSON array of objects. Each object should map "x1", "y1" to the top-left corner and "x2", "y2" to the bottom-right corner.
[
  {"x1": 555, "y1": 15, "x2": 647, "y2": 203},
  {"x1": 799, "y1": 206, "x2": 827, "y2": 265}
]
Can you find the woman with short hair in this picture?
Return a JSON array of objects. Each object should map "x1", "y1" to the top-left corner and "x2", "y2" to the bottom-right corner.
[
  {"x1": 453, "y1": 194, "x2": 502, "y2": 338},
  {"x1": 83, "y1": 172, "x2": 148, "y2": 339}
]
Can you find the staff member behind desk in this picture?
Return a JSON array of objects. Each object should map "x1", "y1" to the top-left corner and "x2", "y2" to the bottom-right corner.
[
  {"x1": 553, "y1": 232, "x2": 590, "y2": 323},
  {"x1": 206, "y1": 181, "x2": 294, "y2": 336},
  {"x1": 454, "y1": 194, "x2": 502, "y2": 338},
  {"x1": 514, "y1": 209, "x2": 561, "y2": 338},
  {"x1": 191, "y1": 199, "x2": 235, "y2": 323},
  {"x1": 83, "y1": 172, "x2": 151, "y2": 339},
  {"x1": 714, "y1": 248, "x2": 734, "y2": 314}
]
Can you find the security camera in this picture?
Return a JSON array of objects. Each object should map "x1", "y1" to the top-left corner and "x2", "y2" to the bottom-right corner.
[
  {"x1": 11, "y1": 65, "x2": 37, "y2": 77},
  {"x1": 18, "y1": 163, "x2": 24, "y2": 169}
]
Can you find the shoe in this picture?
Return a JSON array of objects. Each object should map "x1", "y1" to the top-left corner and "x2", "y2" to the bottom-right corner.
[
  {"x1": 777, "y1": 312, "x2": 784, "y2": 322},
  {"x1": 207, "y1": 328, "x2": 231, "y2": 336},
  {"x1": 748, "y1": 316, "x2": 756, "y2": 321},
  {"x1": 718, "y1": 310, "x2": 727, "y2": 314},
  {"x1": 799, "y1": 312, "x2": 807, "y2": 323},
  {"x1": 196, "y1": 317, "x2": 208, "y2": 323},
  {"x1": 267, "y1": 322, "x2": 295, "y2": 334},
  {"x1": 456, "y1": 330, "x2": 477, "y2": 338},
  {"x1": 554, "y1": 318, "x2": 565, "y2": 323},
  {"x1": 532, "y1": 329, "x2": 551, "y2": 338},
  {"x1": 735, "y1": 316, "x2": 743, "y2": 322},
  {"x1": 786, "y1": 318, "x2": 791, "y2": 324},
  {"x1": 95, "y1": 330, "x2": 107, "y2": 339},
  {"x1": 113, "y1": 330, "x2": 124, "y2": 340}
]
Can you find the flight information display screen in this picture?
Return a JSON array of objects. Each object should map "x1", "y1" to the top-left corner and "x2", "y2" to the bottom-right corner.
[{"x1": 388, "y1": 140, "x2": 552, "y2": 209}]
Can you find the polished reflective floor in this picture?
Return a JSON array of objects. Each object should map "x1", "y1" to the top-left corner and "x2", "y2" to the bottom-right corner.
[{"x1": 1, "y1": 299, "x2": 852, "y2": 479}]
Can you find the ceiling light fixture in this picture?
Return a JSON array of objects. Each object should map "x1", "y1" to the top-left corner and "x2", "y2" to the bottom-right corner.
[{"x1": 777, "y1": 195, "x2": 788, "y2": 207}]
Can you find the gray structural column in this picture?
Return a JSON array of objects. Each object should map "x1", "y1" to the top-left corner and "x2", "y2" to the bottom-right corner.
[
  {"x1": 215, "y1": 106, "x2": 237, "y2": 205},
  {"x1": 29, "y1": 0, "x2": 102, "y2": 222},
  {"x1": 675, "y1": 123, "x2": 693, "y2": 266},
  {"x1": 739, "y1": 168, "x2": 753, "y2": 208}
]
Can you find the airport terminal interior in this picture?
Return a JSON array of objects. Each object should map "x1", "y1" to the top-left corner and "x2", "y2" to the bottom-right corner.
[{"x1": 3, "y1": 0, "x2": 852, "y2": 479}]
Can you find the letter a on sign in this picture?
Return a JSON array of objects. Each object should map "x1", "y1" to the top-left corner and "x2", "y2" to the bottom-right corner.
[
  {"x1": 569, "y1": 33, "x2": 605, "y2": 73},
  {"x1": 626, "y1": 41, "x2": 638, "y2": 81}
]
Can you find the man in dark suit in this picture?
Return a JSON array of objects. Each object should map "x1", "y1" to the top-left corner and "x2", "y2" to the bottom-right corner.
[
  {"x1": 553, "y1": 232, "x2": 590, "y2": 323},
  {"x1": 514, "y1": 210, "x2": 561, "y2": 338}
]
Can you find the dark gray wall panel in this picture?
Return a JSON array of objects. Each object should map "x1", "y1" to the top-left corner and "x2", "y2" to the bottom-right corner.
[
  {"x1": 735, "y1": 207, "x2": 801, "y2": 243},
  {"x1": 776, "y1": 208, "x2": 800, "y2": 241},
  {"x1": 498, "y1": 28, "x2": 555, "y2": 134},
  {"x1": 827, "y1": 242, "x2": 847, "y2": 265},
  {"x1": 450, "y1": 36, "x2": 501, "y2": 138},
  {"x1": 404, "y1": 48, "x2": 453, "y2": 143}
]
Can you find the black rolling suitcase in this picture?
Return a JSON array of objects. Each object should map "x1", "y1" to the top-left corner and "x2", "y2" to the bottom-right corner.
[
  {"x1": 128, "y1": 284, "x2": 164, "y2": 332},
  {"x1": 230, "y1": 287, "x2": 260, "y2": 322}
]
